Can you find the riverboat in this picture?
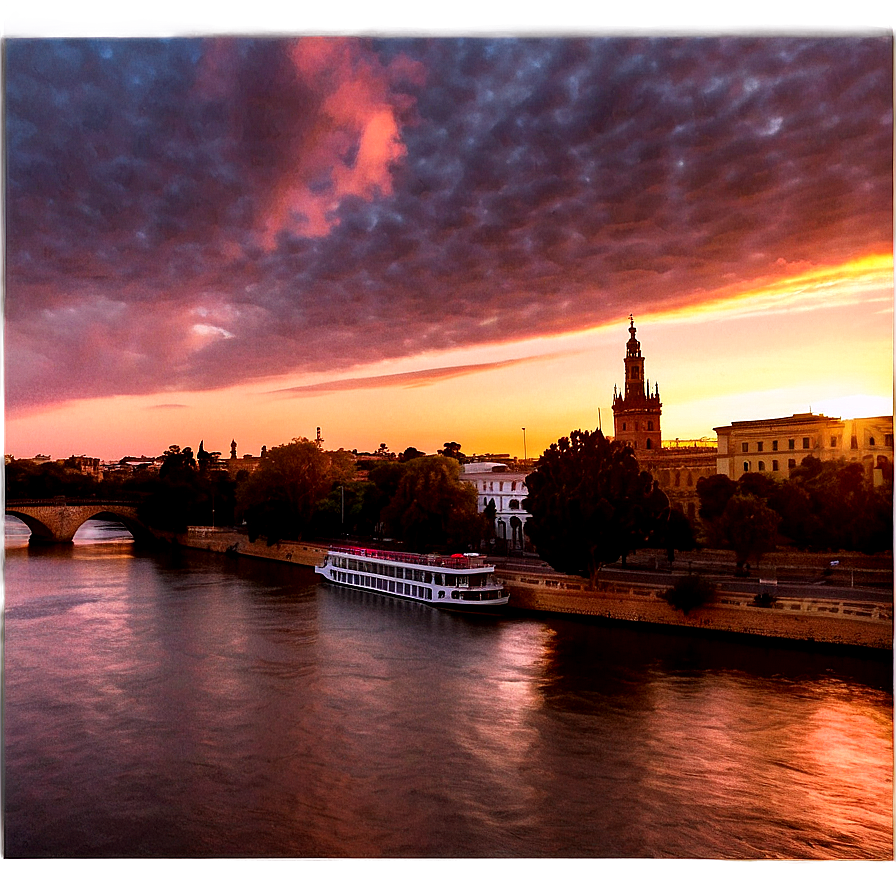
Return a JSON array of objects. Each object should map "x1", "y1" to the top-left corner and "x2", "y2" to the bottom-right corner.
[{"x1": 315, "y1": 546, "x2": 508, "y2": 612}]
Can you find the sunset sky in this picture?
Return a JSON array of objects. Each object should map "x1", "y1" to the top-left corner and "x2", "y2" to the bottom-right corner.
[{"x1": 3, "y1": 27, "x2": 893, "y2": 463}]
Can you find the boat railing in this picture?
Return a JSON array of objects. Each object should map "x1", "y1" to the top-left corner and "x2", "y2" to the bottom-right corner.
[{"x1": 328, "y1": 545, "x2": 490, "y2": 569}]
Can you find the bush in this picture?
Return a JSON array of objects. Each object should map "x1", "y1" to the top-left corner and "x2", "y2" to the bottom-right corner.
[{"x1": 662, "y1": 575, "x2": 716, "y2": 614}]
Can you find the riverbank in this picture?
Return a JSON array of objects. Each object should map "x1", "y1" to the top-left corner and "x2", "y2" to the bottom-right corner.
[{"x1": 175, "y1": 528, "x2": 893, "y2": 652}]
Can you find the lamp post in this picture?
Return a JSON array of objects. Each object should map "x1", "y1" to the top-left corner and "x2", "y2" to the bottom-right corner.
[{"x1": 522, "y1": 427, "x2": 527, "y2": 462}]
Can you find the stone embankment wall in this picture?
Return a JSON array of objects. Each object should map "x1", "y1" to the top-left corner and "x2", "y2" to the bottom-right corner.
[
  {"x1": 500, "y1": 570, "x2": 892, "y2": 651},
  {"x1": 177, "y1": 528, "x2": 328, "y2": 568},
  {"x1": 176, "y1": 529, "x2": 892, "y2": 651}
]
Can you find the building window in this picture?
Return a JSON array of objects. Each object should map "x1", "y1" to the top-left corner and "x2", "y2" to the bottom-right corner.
[
  {"x1": 851, "y1": 435, "x2": 858, "y2": 449},
  {"x1": 675, "y1": 471, "x2": 681, "y2": 486},
  {"x1": 757, "y1": 441, "x2": 763, "y2": 452},
  {"x1": 742, "y1": 442, "x2": 749, "y2": 452},
  {"x1": 511, "y1": 481, "x2": 517, "y2": 491},
  {"x1": 646, "y1": 438, "x2": 652, "y2": 449},
  {"x1": 758, "y1": 461, "x2": 765, "y2": 471},
  {"x1": 788, "y1": 439, "x2": 795, "y2": 450},
  {"x1": 622, "y1": 423, "x2": 627, "y2": 431},
  {"x1": 886, "y1": 434, "x2": 893, "y2": 447},
  {"x1": 743, "y1": 462, "x2": 750, "y2": 472},
  {"x1": 509, "y1": 500, "x2": 520, "y2": 510},
  {"x1": 772, "y1": 460, "x2": 779, "y2": 472},
  {"x1": 772, "y1": 440, "x2": 778, "y2": 451},
  {"x1": 802, "y1": 437, "x2": 810, "y2": 449},
  {"x1": 869, "y1": 437, "x2": 875, "y2": 447},
  {"x1": 830, "y1": 436, "x2": 837, "y2": 448},
  {"x1": 686, "y1": 472, "x2": 693, "y2": 486},
  {"x1": 647, "y1": 421, "x2": 654, "y2": 431},
  {"x1": 788, "y1": 459, "x2": 796, "y2": 469}
]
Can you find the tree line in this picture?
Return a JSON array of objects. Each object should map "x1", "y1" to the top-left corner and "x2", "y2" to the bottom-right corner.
[
  {"x1": 4, "y1": 440, "x2": 485, "y2": 553},
  {"x1": 6, "y1": 433, "x2": 891, "y2": 571}
]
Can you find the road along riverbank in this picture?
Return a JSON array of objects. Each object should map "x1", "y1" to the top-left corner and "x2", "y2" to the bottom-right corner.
[{"x1": 174, "y1": 528, "x2": 892, "y2": 652}]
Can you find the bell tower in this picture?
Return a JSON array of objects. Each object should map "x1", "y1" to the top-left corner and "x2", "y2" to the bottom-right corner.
[{"x1": 612, "y1": 316, "x2": 662, "y2": 452}]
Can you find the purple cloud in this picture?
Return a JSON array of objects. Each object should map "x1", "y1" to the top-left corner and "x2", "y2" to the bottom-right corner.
[{"x1": 5, "y1": 36, "x2": 892, "y2": 413}]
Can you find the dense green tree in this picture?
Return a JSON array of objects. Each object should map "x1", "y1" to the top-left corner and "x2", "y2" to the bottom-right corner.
[
  {"x1": 380, "y1": 455, "x2": 483, "y2": 551},
  {"x1": 696, "y1": 474, "x2": 738, "y2": 521},
  {"x1": 662, "y1": 574, "x2": 717, "y2": 614},
  {"x1": 236, "y1": 439, "x2": 354, "y2": 543},
  {"x1": 523, "y1": 430, "x2": 670, "y2": 582},
  {"x1": 710, "y1": 493, "x2": 781, "y2": 575},
  {"x1": 438, "y1": 441, "x2": 466, "y2": 461},
  {"x1": 399, "y1": 446, "x2": 425, "y2": 462},
  {"x1": 3, "y1": 458, "x2": 97, "y2": 499},
  {"x1": 699, "y1": 459, "x2": 893, "y2": 554},
  {"x1": 312, "y1": 480, "x2": 382, "y2": 538},
  {"x1": 652, "y1": 506, "x2": 697, "y2": 563}
]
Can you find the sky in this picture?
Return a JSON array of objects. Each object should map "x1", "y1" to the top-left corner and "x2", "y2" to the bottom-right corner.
[{"x1": 3, "y1": 17, "x2": 893, "y2": 463}]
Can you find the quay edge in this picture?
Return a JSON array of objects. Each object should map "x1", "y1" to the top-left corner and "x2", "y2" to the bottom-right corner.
[{"x1": 174, "y1": 528, "x2": 893, "y2": 653}]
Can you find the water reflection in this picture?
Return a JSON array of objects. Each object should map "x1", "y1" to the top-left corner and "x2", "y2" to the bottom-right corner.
[{"x1": 3, "y1": 525, "x2": 892, "y2": 858}]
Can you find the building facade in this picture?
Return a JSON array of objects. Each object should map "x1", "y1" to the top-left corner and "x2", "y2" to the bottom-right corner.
[
  {"x1": 715, "y1": 413, "x2": 893, "y2": 486},
  {"x1": 460, "y1": 463, "x2": 530, "y2": 550}
]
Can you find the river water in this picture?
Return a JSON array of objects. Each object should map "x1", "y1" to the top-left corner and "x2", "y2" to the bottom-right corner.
[{"x1": 3, "y1": 519, "x2": 893, "y2": 859}]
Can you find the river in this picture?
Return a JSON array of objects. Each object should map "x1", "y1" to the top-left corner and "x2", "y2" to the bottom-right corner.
[{"x1": 3, "y1": 518, "x2": 892, "y2": 860}]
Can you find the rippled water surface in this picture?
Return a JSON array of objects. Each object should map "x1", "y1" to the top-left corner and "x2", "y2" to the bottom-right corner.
[{"x1": 3, "y1": 519, "x2": 892, "y2": 858}]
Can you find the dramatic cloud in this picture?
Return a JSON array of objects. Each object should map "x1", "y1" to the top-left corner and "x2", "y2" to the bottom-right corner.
[
  {"x1": 5, "y1": 36, "x2": 892, "y2": 413},
  {"x1": 269, "y1": 356, "x2": 550, "y2": 395}
]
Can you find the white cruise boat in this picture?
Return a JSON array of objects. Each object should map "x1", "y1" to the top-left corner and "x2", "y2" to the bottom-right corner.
[{"x1": 315, "y1": 545, "x2": 508, "y2": 612}]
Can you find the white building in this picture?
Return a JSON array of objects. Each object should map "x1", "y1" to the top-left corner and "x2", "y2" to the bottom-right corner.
[{"x1": 460, "y1": 463, "x2": 530, "y2": 550}]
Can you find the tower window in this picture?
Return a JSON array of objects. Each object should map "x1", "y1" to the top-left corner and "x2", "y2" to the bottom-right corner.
[
  {"x1": 788, "y1": 439, "x2": 795, "y2": 450},
  {"x1": 802, "y1": 437, "x2": 810, "y2": 449},
  {"x1": 772, "y1": 440, "x2": 778, "y2": 451},
  {"x1": 830, "y1": 436, "x2": 837, "y2": 448},
  {"x1": 646, "y1": 438, "x2": 652, "y2": 449},
  {"x1": 647, "y1": 421, "x2": 654, "y2": 431},
  {"x1": 741, "y1": 442, "x2": 749, "y2": 452},
  {"x1": 757, "y1": 441, "x2": 763, "y2": 452}
]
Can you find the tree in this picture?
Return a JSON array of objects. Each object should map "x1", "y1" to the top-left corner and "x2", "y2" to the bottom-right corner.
[
  {"x1": 380, "y1": 455, "x2": 483, "y2": 551},
  {"x1": 399, "y1": 446, "x2": 425, "y2": 462},
  {"x1": 523, "y1": 430, "x2": 670, "y2": 583},
  {"x1": 711, "y1": 494, "x2": 780, "y2": 575},
  {"x1": 652, "y1": 506, "x2": 697, "y2": 563},
  {"x1": 236, "y1": 439, "x2": 354, "y2": 543},
  {"x1": 438, "y1": 441, "x2": 466, "y2": 461},
  {"x1": 662, "y1": 575, "x2": 717, "y2": 614},
  {"x1": 696, "y1": 474, "x2": 737, "y2": 521}
]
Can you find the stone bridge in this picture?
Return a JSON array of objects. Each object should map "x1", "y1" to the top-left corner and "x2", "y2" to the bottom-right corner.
[{"x1": 4, "y1": 499, "x2": 155, "y2": 544}]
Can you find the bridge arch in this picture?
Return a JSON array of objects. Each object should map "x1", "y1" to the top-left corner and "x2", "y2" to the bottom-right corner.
[
  {"x1": 5, "y1": 501, "x2": 155, "y2": 544},
  {"x1": 5, "y1": 509, "x2": 57, "y2": 542}
]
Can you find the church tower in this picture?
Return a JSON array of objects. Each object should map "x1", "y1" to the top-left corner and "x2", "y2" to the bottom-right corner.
[{"x1": 612, "y1": 316, "x2": 662, "y2": 452}]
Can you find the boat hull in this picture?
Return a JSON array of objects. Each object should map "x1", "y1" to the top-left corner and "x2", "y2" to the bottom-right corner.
[
  {"x1": 314, "y1": 547, "x2": 508, "y2": 613},
  {"x1": 316, "y1": 566, "x2": 507, "y2": 612}
]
